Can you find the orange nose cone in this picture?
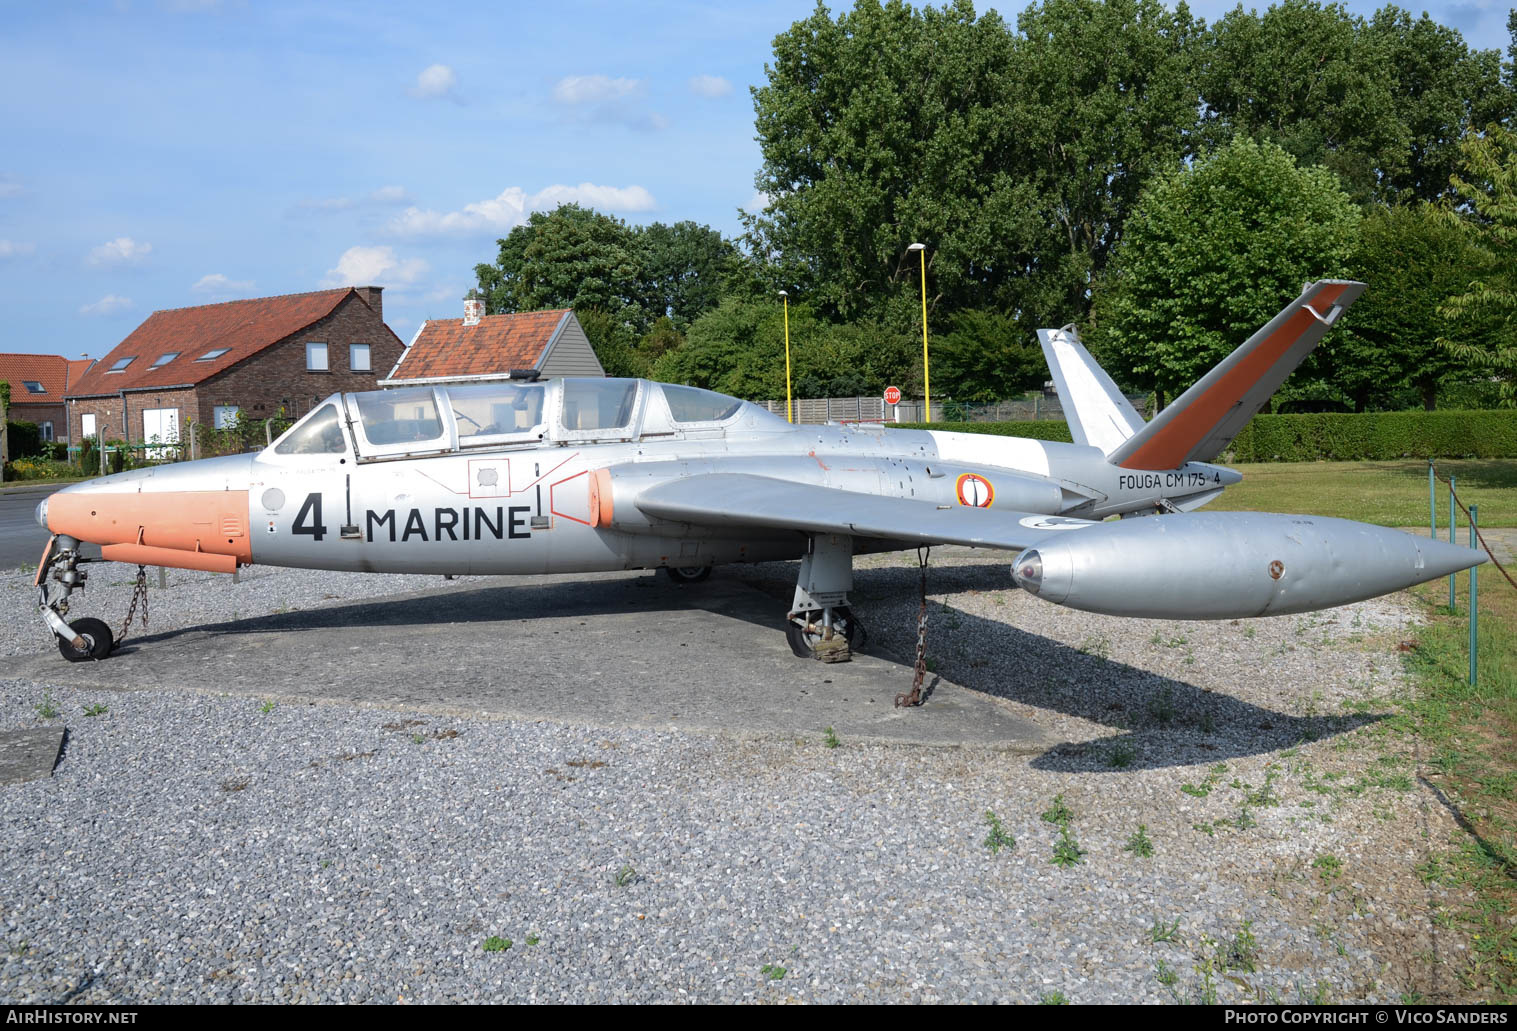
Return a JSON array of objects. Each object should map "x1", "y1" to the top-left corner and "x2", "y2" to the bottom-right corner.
[{"x1": 48, "y1": 490, "x2": 252, "y2": 568}]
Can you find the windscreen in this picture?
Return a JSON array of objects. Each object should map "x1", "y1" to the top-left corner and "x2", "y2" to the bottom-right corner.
[{"x1": 274, "y1": 404, "x2": 347, "y2": 455}]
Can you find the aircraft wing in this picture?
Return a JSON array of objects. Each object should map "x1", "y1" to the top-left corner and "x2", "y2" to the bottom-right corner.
[{"x1": 633, "y1": 473, "x2": 1095, "y2": 551}]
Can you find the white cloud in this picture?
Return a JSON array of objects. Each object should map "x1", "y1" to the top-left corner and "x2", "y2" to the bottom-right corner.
[
  {"x1": 296, "y1": 185, "x2": 413, "y2": 213},
  {"x1": 688, "y1": 74, "x2": 732, "y2": 98},
  {"x1": 745, "y1": 190, "x2": 772, "y2": 212},
  {"x1": 321, "y1": 245, "x2": 428, "y2": 288},
  {"x1": 388, "y1": 183, "x2": 657, "y2": 238},
  {"x1": 0, "y1": 239, "x2": 35, "y2": 258},
  {"x1": 192, "y1": 273, "x2": 255, "y2": 294},
  {"x1": 552, "y1": 75, "x2": 640, "y2": 105},
  {"x1": 79, "y1": 294, "x2": 134, "y2": 316},
  {"x1": 87, "y1": 236, "x2": 152, "y2": 266},
  {"x1": 411, "y1": 64, "x2": 459, "y2": 101}
]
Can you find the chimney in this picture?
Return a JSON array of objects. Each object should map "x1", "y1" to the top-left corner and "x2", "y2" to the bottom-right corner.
[
  {"x1": 354, "y1": 285, "x2": 384, "y2": 318},
  {"x1": 463, "y1": 288, "x2": 484, "y2": 327}
]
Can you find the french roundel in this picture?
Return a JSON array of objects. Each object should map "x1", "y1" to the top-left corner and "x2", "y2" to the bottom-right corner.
[{"x1": 955, "y1": 473, "x2": 995, "y2": 508}]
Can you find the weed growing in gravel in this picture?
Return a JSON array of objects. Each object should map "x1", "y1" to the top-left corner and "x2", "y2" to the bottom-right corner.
[
  {"x1": 1313, "y1": 853, "x2": 1343, "y2": 885},
  {"x1": 482, "y1": 936, "x2": 511, "y2": 953},
  {"x1": 1149, "y1": 917, "x2": 1181, "y2": 943},
  {"x1": 1106, "y1": 741, "x2": 1136, "y2": 768},
  {"x1": 81, "y1": 703, "x2": 107, "y2": 717},
  {"x1": 1038, "y1": 990, "x2": 1069, "y2": 1004},
  {"x1": 1155, "y1": 959, "x2": 1178, "y2": 988},
  {"x1": 34, "y1": 690, "x2": 59, "y2": 720},
  {"x1": 526, "y1": 934, "x2": 540, "y2": 946},
  {"x1": 1219, "y1": 921, "x2": 1260, "y2": 973},
  {"x1": 615, "y1": 864, "x2": 638, "y2": 887},
  {"x1": 982, "y1": 810, "x2": 1015, "y2": 854},
  {"x1": 1041, "y1": 795, "x2": 1074, "y2": 826},
  {"x1": 1077, "y1": 635, "x2": 1109, "y2": 659},
  {"x1": 1124, "y1": 825, "x2": 1155, "y2": 858},
  {"x1": 1050, "y1": 825, "x2": 1085, "y2": 868},
  {"x1": 823, "y1": 726, "x2": 839, "y2": 749},
  {"x1": 761, "y1": 963, "x2": 787, "y2": 981},
  {"x1": 1180, "y1": 763, "x2": 1229, "y2": 798},
  {"x1": 1147, "y1": 687, "x2": 1178, "y2": 727},
  {"x1": 258, "y1": 699, "x2": 276, "y2": 714}
]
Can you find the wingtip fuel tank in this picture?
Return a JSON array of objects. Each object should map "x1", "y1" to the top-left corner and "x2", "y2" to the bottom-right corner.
[{"x1": 1011, "y1": 512, "x2": 1486, "y2": 619}]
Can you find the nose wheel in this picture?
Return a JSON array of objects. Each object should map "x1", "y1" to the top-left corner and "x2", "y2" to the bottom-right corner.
[
  {"x1": 57, "y1": 617, "x2": 114, "y2": 662},
  {"x1": 36, "y1": 534, "x2": 112, "y2": 661}
]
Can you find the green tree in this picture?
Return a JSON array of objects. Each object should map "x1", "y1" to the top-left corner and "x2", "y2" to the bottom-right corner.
[
  {"x1": 1332, "y1": 204, "x2": 1488, "y2": 410},
  {"x1": 930, "y1": 309, "x2": 1047, "y2": 402},
  {"x1": 1438, "y1": 125, "x2": 1517, "y2": 405},
  {"x1": 1089, "y1": 137, "x2": 1360, "y2": 405},
  {"x1": 633, "y1": 221, "x2": 738, "y2": 330},
  {"x1": 574, "y1": 308, "x2": 648, "y2": 379},
  {"x1": 1199, "y1": 1, "x2": 1507, "y2": 206},
  {"x1": 748, "y1": 0, "x2": 1201, "y2": 333},
  {"x1": 474, "y1": 204, "x2": 646, "y2": 329}
]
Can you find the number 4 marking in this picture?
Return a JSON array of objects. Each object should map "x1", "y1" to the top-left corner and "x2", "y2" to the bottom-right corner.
[{"x1": 293, "y1": 492, "x2": 326, "y2": 542}]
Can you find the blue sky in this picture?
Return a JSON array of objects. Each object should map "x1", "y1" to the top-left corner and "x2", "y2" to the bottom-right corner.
[{"x1": 1, "y1": 0, "x2": 1510, "y2": 359}]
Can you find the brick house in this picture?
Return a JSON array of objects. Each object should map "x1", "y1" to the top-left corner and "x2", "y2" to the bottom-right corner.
[
  {"x1": 65, "y1": 286, "x2": 402, "y2": 449},
  {"x1": 0, "y1": 353, "x2": 94, "y2": 445},
  {"x1": 380, "y1": 297, "x2": 603, "y2": 385}
]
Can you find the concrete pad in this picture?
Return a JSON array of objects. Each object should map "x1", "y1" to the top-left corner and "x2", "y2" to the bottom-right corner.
[
  {"x1": 0, "y1": 727, "x2": 66, "y2": 786},
  {"x1": 9, "y1": 572, "x2": 1056, "y2": 753}
]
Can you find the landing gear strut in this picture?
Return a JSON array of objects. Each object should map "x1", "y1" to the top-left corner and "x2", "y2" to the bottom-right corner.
[
  {"x1": 35, "y1": 534, "x2": 112, "y2": 661},
  {"x1": 787, "y1": 534, "x2": 865, "y2": 662}
]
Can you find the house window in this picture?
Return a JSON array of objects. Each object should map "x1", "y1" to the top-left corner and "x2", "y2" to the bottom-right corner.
[
  {"x1": 196, "y1": 348, "x2": 230, "y2": 362},
  {"x1": 350, "y1": 343, "x2": 371, "y2": 372},
  {"x1": 141, "y1": 407, "x2": 180, "y2": 459},
  {"x1": 306, "y1": 341, "x2": 328, "y2": 371},
  {"x1": 213, "y1": 405, "x2": 240, "y2": 429},
  {"x1": 22, "y1": 380, "x2": 45, "y2": 393},
  {"x1": 150, "y1": 352, "x2": 179, "y2": 368},
  {"x1": 107, "y1": 356, "x2": 136, "y2": 373},
  {"x1": 81, "y1": 414, "x2": 96, "y2": 440},
  {"x1": 40, "y1": 421, "x2": 53, "y2": 442}
]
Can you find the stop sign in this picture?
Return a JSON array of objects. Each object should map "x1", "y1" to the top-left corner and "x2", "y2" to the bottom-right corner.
[{"x1": 884, "y1": 385, "x2": 902, "y2": 405}]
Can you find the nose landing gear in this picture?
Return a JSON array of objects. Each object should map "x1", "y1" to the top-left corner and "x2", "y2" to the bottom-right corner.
[
  {"x1": 786, "y1": 534, "x2": 866, "y2": 662},
  {"x1": 35, "y1": 535, "x2": 113, "y2": 661}
]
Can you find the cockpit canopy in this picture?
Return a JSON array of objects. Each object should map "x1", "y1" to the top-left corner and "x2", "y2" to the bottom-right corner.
[{"x1": 268, "y1": 378, "x2": 788, "y2": 460}]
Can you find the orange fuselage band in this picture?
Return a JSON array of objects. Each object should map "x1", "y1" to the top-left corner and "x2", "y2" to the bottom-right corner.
[{"x1": 47, "y1": 490, "x2": 252, "y2": 564}]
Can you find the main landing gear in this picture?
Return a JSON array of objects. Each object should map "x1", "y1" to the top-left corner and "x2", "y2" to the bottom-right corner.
[
  {"x1": 787, "y1": 534, "x2": 866, "y2": 663},
  {"x1": 35, "y1": 534, "x2": 114, "y2": 661}
]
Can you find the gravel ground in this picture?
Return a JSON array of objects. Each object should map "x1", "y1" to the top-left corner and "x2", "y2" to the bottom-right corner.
[{"x1": 0, "y1": 552, "x2": 1479, "y2": 1004}]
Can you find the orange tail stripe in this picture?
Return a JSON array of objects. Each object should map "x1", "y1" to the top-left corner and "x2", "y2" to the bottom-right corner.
[{"x1": 1119, "y1": 284, "x2": 1347, "y2": 470}]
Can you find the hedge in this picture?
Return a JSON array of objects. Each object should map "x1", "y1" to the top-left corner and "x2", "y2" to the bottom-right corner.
[{"x1": 891, "y1": 409, "x2": 1517, "y2": 461}]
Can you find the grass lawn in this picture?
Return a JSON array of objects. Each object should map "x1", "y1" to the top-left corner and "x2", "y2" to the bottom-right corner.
[
  {"x1": 1221, "y1": 461, "x2": 1517, "y2": 999},
  {"x1": 1209, "y1": 459, "x2": 1517, "y2": 527}
]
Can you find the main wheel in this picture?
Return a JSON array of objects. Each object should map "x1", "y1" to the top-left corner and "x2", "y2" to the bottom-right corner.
[
  {"x1": 786, "y1": 606, "x2": 866, "y2": 658},
  {"x1": 58, "y1": 617, "x2": 113, "y2": 662},
  {"x1": 665, "y1": 565, "x2": 711, "y2": 584}
]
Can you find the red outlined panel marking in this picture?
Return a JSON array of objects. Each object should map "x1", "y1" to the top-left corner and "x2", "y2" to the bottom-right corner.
[
  {"x1": 549, "y1": 469, "x2": 592, "y2": 526},
  {"x1": 956, "y1": 473, "x2": 995, "y2": 508}
]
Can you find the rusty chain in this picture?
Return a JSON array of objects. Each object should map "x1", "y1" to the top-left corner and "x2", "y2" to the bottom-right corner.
[
  {"x1": 1431, "y1": 465, "x2": 1517, "y2": 595},
  {"x1": 117, "y1": 564, "x2": 150, "y2": 644},
  {"x1": 896, "y1": 546, "x2": 931, "y2": 708}
]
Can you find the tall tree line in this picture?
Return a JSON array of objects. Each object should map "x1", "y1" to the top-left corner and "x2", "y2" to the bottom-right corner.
[{"x1": 475, "y1": 0, "x2": 1516, "y2": 409}]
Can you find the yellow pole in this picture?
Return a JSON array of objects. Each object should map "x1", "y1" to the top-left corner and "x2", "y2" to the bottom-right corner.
[
  {"x1": 918, "y1": 246, "x2": 931, "y2": 424},
  {"x1": 782, "y1": 291, "x2": 793, "y2": 423}
]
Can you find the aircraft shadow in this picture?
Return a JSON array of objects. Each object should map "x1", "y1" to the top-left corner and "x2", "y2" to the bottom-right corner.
[
  {"x1": 749, "y1": 559, "x2": 1388, "y2": 772},
  {"x1": 110, "y1": 562, "x2": 1386, "y2": 769}
]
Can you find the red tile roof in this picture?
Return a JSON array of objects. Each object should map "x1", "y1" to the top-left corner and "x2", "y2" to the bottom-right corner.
[
  {"x1": 66, "y1": 288, "x2": 360, "y2": 397},
  {"x1": 64, "y1": 358, "x2": 95, "y2": 390},
  {"x1": 388, "y1": 309, "x2": 570, "y2": 380},
  {"x1": 0, "y1": 353, "x2": 70, "y2": 401}
]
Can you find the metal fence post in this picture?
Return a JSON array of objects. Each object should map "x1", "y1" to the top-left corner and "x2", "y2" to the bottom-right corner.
[
  {"x1": 1449, "y1": 476, "x2": 1458, "y2": 609},
  {"x1": 1469, "y1": 504, "x2": 1478, "y2": 688},
  {"x1": 1428, "y1": 459, "x2": 1435, "y2": 541}
]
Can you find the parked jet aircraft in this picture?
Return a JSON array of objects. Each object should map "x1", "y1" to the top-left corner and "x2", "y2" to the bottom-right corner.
[{"x1": 33, "y1": 280, "x2": 1484, "y2": 666}]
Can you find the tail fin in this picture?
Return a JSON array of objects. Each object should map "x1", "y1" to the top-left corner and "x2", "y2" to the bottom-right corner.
[
  {"x1": 1036, "y1": 326, "x2": 1145, "y2": 456},
  {"x1": 1104, "y1": 280, "x2": 1366, "y2": 470}
]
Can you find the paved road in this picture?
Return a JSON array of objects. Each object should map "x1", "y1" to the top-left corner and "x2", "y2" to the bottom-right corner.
[{"x1": 0, "y1": 484, "x2": 57, "y2": 569}]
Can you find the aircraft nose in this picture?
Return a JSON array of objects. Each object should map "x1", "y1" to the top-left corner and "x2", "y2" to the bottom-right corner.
[{"x1": 44, "y1": 453, "x2": 256, "y2": 573}]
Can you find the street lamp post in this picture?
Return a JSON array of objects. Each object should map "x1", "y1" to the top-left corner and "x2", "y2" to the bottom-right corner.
[
  {"x1": 907, "y1": 242, "x2": 930, "y2": 423},
  {"x1": 780, "y1": 289, "x2": 793, "y2": 423}
]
